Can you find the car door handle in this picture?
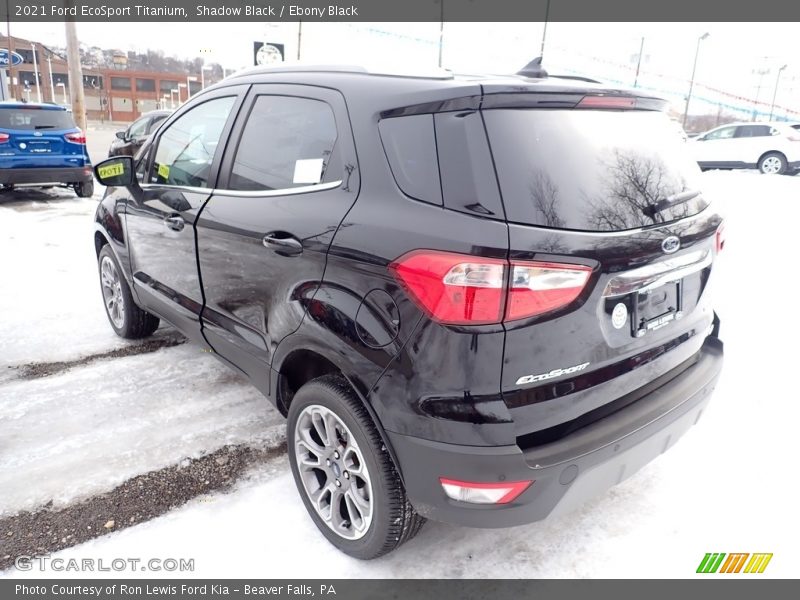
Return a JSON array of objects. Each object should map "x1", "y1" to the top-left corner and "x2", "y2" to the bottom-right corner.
[
  {"x1": 164, "y1": 215, "x2": 185, "y2": 232},
  {"x1": 262, "y1": 232, "x2": 303, "y2": 256}
]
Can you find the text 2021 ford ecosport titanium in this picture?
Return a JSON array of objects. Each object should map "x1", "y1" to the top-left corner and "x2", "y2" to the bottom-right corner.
[{"x1": 91, "y1": 63, "x2": 725, "y2": 559}]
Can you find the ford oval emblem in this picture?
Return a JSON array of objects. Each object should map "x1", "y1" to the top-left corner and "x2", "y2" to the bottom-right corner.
[{"x1": 662, "y1": 236, "x2": 681, "y2": 254}]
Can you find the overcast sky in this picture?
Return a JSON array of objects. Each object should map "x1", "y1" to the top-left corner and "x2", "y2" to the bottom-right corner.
[{"x1": 9, "y1": 22, "x2": 800, "y2": 114}]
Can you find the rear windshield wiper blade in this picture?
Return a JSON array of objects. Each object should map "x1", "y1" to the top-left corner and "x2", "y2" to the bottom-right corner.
[
  {"x1": 643, "y1": 189, "x2": 701, "y2": 218},
  {"x1": 34, "y1": 125, "x2": 56, "y2": 129}
]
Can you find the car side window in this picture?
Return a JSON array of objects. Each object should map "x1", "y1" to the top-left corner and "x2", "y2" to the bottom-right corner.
[
  {"x1": 150, "y1": 96, "x2": 236, "y2": 188},
  {"x1": 735, "y1": 125, "x2": 770, "y2": 138},
  {"x1": 147, "y1": 115, "x2": 167, "y2": 135},
  {"x1": 135, "y1": 144, "x2": 152, "y2": 183},
  {"x1": 704, "y1": 126, "x2": 736, "y2": 140},
  {"x1": 127, "y1": 117, "x2": 148, "y2": 140},
  {"x1": 229, "y1": 95, "x2": 338, "y2": 191}
]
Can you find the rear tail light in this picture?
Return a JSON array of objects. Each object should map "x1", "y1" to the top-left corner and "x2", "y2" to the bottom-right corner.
[
  {"x1": 0, "y1": 133, "x2": 9, "y2": 143},
  {"x1": 506, "y1": 261, "x2": 593, "y2": 321},
  {"x1": 390, "y1": 250, "x2": 592, "y2": 325},
  {"x1": 577, "y1": 95, "x2": 637, "y2": 109},
  {"x1": 64, "y1": 131, "x2": 86, "y2": 144},
  {"x1": 715, "y1": 221, "x2": 726, "y2": 254},
  {"x1": 440, "y1": 477, "x2": 533, "y2": 504}
]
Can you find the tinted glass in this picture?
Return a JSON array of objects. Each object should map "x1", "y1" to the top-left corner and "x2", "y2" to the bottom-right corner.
[
  {"x1": 127, "y1": 116, "x2": 148, "y2": 138},
  {"x1": 151, "y1": 96, "x2": 235, "y2": 188},
  {"x1": 136, "y1": 78, "x2": 156, "y2": 92},
  {"x1": 229, "y1": 95, "x2": 338, "y2": 191},
  {"x1": 148, "y1": 115, "x2": 168, "y2": 134},
  {"x1": 0, "y1": 108, "x2": 76, "y2": 130},
  {"x1": 735, "y1": 125, "x2": 771, "y2": 138},
  {"x1": 435, "y1": 111, "x2": 503, "y2": 217},
  {"x1": 484, "y1": 109, "x2": 709, "y2": 231},
  {"x1": 379, "y1": 114, "x2": 442, "y2": 205}
]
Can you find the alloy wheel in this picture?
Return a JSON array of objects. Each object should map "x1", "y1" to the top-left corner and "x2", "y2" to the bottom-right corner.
[
  {"x1": 293, "y1": 404, "x2": 374, "y2": 540},
  {"x1": 100, "y1": 256, "x2": 125, "y2": 329}
]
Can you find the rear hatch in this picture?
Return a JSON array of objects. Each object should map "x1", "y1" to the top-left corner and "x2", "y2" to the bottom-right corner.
[
  {"x1": 0, "y1": 106, "x2": 86, "y2": 169},
  {"x1": 482, "y1": 101, "x2": 723, "y2": 447}
]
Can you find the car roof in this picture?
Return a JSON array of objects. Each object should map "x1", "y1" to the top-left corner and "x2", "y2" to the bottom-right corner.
[
  {"x1": 214, "y1": 64, "x2": 666, "y2": 118},
  {"x1": 0, "y1": 101, "x2": 68, "y2": 111}
]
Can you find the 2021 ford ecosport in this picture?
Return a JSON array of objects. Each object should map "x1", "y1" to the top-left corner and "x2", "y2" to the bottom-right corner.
[
  {"x1": 92, "y1": 63, "x2": 725, "y2": 559},
  {"x1": 0, "y1": 102, "x2": 94, "y2": 197}
]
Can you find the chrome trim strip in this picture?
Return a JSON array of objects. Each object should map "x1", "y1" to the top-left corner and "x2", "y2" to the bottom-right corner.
[
  {"x1": 602, "y1": 249, "x2": 712, "y2": 297},
  {"x1": 138, "y1": 180, "x2": 342, "y2": 198},
  {"x1": 213, "y1": 180, "x2": 342, "y2": 198}
]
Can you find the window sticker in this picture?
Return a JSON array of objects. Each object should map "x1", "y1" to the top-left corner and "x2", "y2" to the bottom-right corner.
[{"x1": 292, "y1": 158, "x2": 324, "y2": 185}]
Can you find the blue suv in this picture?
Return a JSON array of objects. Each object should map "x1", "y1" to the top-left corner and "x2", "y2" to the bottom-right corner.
[{"x1": 0, "y1": 102, "x2": 93, "y2": 197}]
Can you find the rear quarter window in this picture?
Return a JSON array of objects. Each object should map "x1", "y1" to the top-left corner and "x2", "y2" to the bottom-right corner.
[{"x1": 378, "y1": 114, "x2": 442, "y2": 205}]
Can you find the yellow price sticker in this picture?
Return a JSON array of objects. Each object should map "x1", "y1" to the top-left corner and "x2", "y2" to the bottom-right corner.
[
  {"x1": 158, "y1": 163, "x2": 170, "y2": 180},
  {"x1": 97, "y1": 162, "x2": 124, "y2": 180}
]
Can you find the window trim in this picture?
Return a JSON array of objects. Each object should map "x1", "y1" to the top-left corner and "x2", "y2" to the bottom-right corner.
[{"x1": 140, "y1": 180, "x2": 342, "y2": 197}]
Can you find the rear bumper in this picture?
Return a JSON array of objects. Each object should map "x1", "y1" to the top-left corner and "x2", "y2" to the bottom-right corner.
[
  {"x1": 387, "y1": 334, "x2": 724, "y2": 528},
  {"x1": 0, "y1": 166, "x2": 93, "y2": 185}
]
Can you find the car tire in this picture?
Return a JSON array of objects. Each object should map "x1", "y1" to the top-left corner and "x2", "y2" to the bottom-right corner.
[
  {"x1": 287, "y1": 374, "x2": 425, "y2": 559},
  {"x1": 97, "y1": 245, "x2": 160, "y2": 339},
  {"x1": 76, "y1": 180, "x2": 94, "y2": 198},
  {"x1": 758, "y1": 152, "x2": 787, "y2": 175}
]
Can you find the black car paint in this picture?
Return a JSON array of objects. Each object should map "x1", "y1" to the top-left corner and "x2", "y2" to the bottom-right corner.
[{"x1": 93, "y1": 70, "x2": 724, "y2": 527}]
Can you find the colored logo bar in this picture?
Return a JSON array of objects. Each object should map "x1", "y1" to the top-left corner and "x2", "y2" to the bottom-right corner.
[{"x1": 697, "y1": 553, "x2": 773, "y2": 574}]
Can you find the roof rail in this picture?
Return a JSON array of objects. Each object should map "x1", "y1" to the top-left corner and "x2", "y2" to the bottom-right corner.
[
  {"x1": 228, "y1": 63, "x2": 453, "y2": 80},
  {"x1": 516, "y1": 57, "x2": 548, "y2": 79}
]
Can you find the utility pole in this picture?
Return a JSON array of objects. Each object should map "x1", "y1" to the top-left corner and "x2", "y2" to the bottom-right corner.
[
  {"x1": 64, "y1": 12, "x2": 86, "y2": 130},
  {"x1": 297, "y1": 21, "x2": 302, "y2": 60},
  {"x1": 540, "y1": 0, "x2": 551, "y2": 60},
  {"x1": 633, "y1": 37, "x2": 645, "y2": 88},
  {"x1": 6, "y1": 0, "x2": 16, "y2": 100},
  {"x1": 438, "y1": 0, "x2": 444, "y2": 68},
  {"x1": 769, "y1": 64, "x2": 787, "y2": 121},
  {"x1": 683, "y1": 32, "x2": 709, "y2": 129}
]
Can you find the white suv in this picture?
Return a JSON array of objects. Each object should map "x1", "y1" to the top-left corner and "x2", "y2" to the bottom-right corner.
[{"x1": 690, "y1": 122, "x2": 800, "y2": 174}]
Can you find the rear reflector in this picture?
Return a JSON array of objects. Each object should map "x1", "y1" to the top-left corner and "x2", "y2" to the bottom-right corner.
[
  {"x1": 390, "y1": 250, "x2": 592, "y2": 325},
  {"x1": 577, "y1": 95, "x2": 637, "y2": 109},
  {"x1": 715, "y1": 221, "x2": 726, "y2": 254},
  {"x1": 0, "y1": 133, "x2": 8, "y2": 143},
  {"x1": 440, "y1": 478, "x2": 533, "y2": 504},
  {"x1": 64, "y1": 131, "x2": 86, "y2": 144}
]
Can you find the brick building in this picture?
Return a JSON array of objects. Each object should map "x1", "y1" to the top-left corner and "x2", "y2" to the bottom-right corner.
[{"x1": 1, "y1": 33, "x2": 202, "y2": 122}]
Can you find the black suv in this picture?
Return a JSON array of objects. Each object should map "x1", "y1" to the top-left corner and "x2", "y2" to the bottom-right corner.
[{"x1": 92, "y1": 63, "x2": 725, "y2": 559}]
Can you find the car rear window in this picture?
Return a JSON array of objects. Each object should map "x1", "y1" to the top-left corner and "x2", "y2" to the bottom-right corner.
[
  {"x1": 0, "y1": 108, "x2": 76, "y2": 131},
  {"x1": 483, "y1": 109, "x2": 709, "y2": 231}
]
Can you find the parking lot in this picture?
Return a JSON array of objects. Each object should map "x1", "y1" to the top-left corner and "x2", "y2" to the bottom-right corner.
[{"x1": 1, "y1": 129, "x2": 798, "y2": 577}]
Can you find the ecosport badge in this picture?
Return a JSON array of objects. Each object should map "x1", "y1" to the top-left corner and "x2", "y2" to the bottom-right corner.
[{"x1": 515, "y1": 362, "x2": 591, "y2": 386}]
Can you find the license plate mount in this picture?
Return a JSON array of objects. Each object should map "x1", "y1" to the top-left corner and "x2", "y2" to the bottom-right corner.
[{"x1": 630, "y1": 280, "x2": 683, "y2": 338}]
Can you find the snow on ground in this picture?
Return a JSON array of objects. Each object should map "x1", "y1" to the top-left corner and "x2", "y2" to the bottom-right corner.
[
  {"x1": 0, "y1": 184, "x2": 285, "y2": 516},
  {"x1": 0, "y1": 341, "x2": 285, "y2": 515},
  {"x1": 2, "y1": 170, "x2": 799, "y2": 577}
]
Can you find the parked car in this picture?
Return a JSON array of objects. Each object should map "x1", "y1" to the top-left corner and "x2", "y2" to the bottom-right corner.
[
  {"x1": 107, "y1": 109, "x2": 171, "y2": 157},
  {"x1": 92, "y1": 64, "x2": 725, "y2": 559},
  {"x1": 0, "y1": 101, "x2": 93, "y2": 197},
  {"x1": 690, "y1": 121, "x2": 800, "y2": 174}
]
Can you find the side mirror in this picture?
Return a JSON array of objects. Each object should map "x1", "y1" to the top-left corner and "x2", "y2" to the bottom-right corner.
[
  {"x1": 115, "y1": 130, "x2": 126, "y2": 140},
  {"x1": 95, "y1": 156, "x2": 135, "y2": 187}
]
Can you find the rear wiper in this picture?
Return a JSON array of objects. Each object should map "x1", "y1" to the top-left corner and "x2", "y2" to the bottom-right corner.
[
  {"x1": 34, "y1": 125, "x2": 56, "y2": 129},
  {"x1": 643, "y1": 189, "x2": 701, "y2": 218}
]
